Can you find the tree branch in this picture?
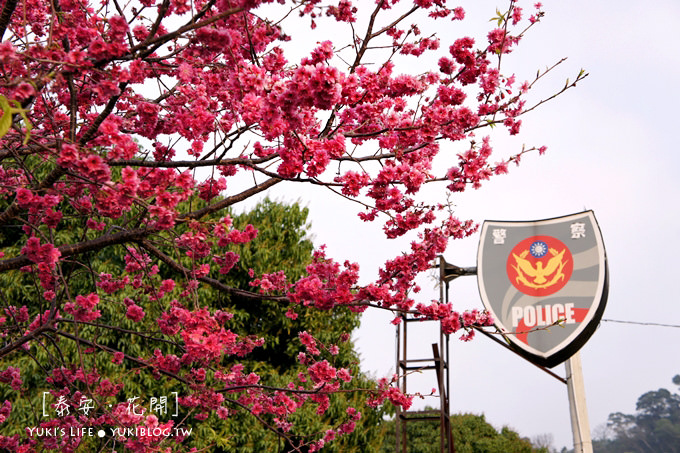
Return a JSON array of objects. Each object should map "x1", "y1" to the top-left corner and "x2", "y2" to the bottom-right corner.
[
  {"x1": 0, "y1": 166, "x2": 66, "y2": 226},
  {"x1": 179, "y1": 177, "x2": 281, "y2": 221},
  {"x1": 0, "y1": 227, "x2": 149, "y2": 272},
  {"x1": 137, "y1": 239, "x2": 288, "y2": 303},
  {"x1": 129, "y1": 6, "x2": 245, "y2": 60},
  {"x1": 53, "y1": 328, "x2": 191, "y2": 385},
  {"x1": 0, "y1": 0, "x2": 18, "y2": 40},
  {"x1": 108, "y1": 155, "x2": 276, "y2": 169},
  {"x1": 78, "y1": 82, "x2": 129, "y2": 146},
  {"x1": 0, "y1": 324, "x2": 55, "y2": 358},
  {"x1": 56, "y1": 318, "x2": 182, "y2": 348},
  {"x1": 0, "y1": 178, "x2": 282, "y2": 272}
]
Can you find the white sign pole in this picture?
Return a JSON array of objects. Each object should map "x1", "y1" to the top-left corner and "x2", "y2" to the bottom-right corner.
[{"x1": 565, "y1": 351, "x2": 593, "y2": 453}]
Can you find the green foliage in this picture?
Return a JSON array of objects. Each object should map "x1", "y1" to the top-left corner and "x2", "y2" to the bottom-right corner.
[
  {"x1": 192, "y1": 198, "x2": 387, "y2": 452},
  {"x1": 220, "y1": 199, "x2": 329, "y2": 370},
  {"x1": 0, "y1": 197, "x2": 387, "y2": 451},
  {"x1": 590, "y1": 374, "x2": 680, "y2": 453},
  {"x1": 379, "y1": 409, "x2": 547, "y2": 453}
]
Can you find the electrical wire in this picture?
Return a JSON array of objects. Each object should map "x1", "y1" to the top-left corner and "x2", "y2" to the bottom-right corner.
[{"x1": 601, "y1": 319, "x2": 680, "y2": 329}]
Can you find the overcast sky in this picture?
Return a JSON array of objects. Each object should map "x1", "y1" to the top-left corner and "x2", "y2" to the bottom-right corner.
[{"x1": 271, "y1": 0, "x2": 680, "y2": 449}]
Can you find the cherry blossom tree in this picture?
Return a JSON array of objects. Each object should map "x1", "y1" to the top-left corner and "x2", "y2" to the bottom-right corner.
[{"x1": 0, "y1": 0, "x2": 585, "y2": 450}]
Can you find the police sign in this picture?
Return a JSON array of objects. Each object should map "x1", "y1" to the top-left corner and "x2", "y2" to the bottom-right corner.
[{"x1": 477, "y1": 211, "x2": 608, "y2": 368}]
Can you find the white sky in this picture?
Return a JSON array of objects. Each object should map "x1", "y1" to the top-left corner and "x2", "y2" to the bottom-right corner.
[{"x1": 243, "y1": 0, "x2": 680, "y2": 449}]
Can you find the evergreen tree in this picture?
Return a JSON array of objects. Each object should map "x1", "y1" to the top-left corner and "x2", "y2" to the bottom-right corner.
[
  {"x1": 587, "y1": 374, "x2": 680, "y2": 453},
  {"x1": 379, "y1": 410, "x2": 548, "y2": 453},
  {"x1": 0, "y1": 198, "x2": 386, "y2": 452}
]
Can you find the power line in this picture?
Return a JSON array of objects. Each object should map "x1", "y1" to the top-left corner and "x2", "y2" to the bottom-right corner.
[{"x1": 601, "y1": 319, "x2": 680, "y2": 329}]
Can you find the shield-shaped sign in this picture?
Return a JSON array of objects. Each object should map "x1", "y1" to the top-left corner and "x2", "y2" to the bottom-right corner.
[{"x1": 477, "y1": 211, "x2": 608, "y2": 368}]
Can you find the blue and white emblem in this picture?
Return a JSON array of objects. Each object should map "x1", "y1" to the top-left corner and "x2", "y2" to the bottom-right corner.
[{"x1": 529, "y1": 240, "x2": 549, "y2": 258}]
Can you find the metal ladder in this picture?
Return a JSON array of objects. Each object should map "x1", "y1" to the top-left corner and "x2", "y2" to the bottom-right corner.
[{"x1": 394, "y1": 256, "x2": 476, "y2": 453}]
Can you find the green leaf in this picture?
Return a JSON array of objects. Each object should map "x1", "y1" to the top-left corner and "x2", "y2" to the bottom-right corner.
[
  {"x1": 0, "y1": 96, "x2": 12, "y2": 139},
  {"x1": 490, "y1": 9, "x2": 506, "y2": 26},
  {"x1": 0, "y1": 95, "x2": 33, "y2": 144},
  {"x1": 9, "y1": 99, "x2": 32, "y2": 144}
]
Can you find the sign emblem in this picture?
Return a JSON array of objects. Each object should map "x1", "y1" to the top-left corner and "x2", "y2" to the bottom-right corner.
[
  {"x1": 507, "y1": 236, "x2": 573, "y2": 297},
  {"x1": 477, "y1": 211, "x2": 608, "y2": 368}
]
